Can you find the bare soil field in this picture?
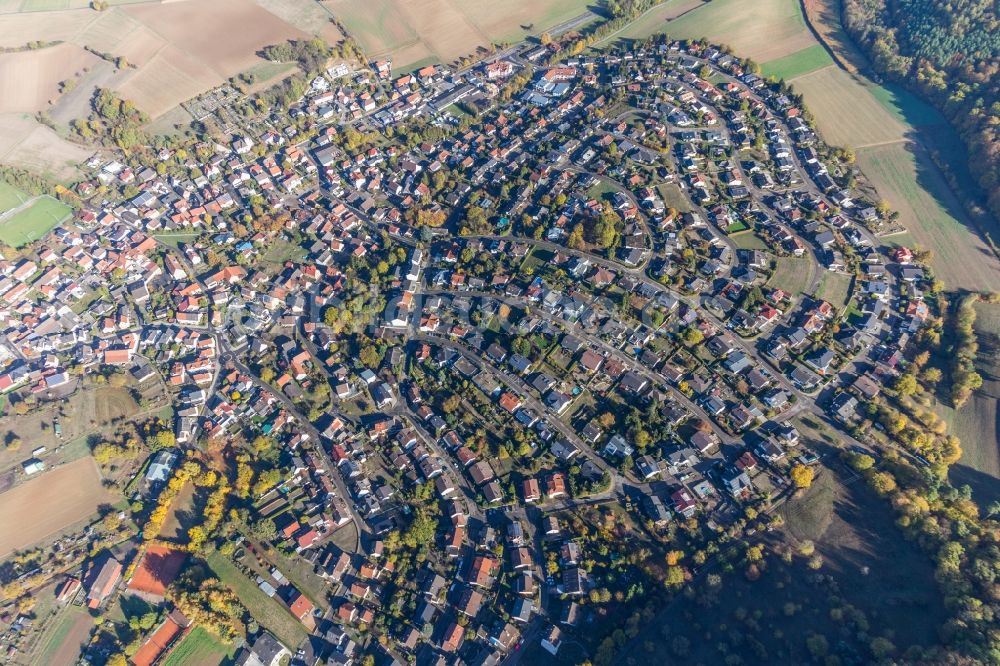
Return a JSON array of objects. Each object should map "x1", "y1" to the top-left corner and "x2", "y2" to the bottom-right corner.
[
  {"x1": 0, "y1": 9, "x2": 91, "y2": 48},
  {"x1": 124, "y1": 0, "x2": 308, "y2": 78},
  {"x1": 0, "y1": 0, "x2": 312, "y2": 121},
  {"x1": 0, "y1": 456, "x2": 118, "y2": 557},
  {"x1": 115, "y1": 47, "x2": 221, "y2": 118},
  {"x1": 0, "y1": 43, "x2": 98, "y2": 113},
  {"x1": 0, "y1": 112, "x2": 90, "y2": 181}
]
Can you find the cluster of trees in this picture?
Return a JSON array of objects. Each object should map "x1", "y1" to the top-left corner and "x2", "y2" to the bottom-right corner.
[
  {"x1": 947, "y1": 292, "x2": 990, "y2": 406},
  {"x1": 168, "y1": 569, "x2": 244, "y2": 642},
  {"x1": 185, "y1": 471, "x2": 228, "y2": 552},
  {"x1": 0, "y1": 165, "x2": 50, "y2": 196},
  {"x1": 545, "y1": 0, "x2": 670, "y2": 63},
  {"x1": 141, "y1": 459, "x2": 202, "y2": 537},
  {"x1": 842, "y1": 448, "x2": 1000, "y2": 662},
  {"x1": 260, "y1": 38, "x2": 333, "y2": 75},
  {"x1": 842, "y1": 0, "x2": 1000, "y2": 224},
  {"x1": 72, "y1": 88, "x2": 148, "y2": 151}
]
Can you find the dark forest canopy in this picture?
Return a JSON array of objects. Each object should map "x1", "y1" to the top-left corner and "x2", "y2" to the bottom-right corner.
[{"x1": 843, "y1": 0, "x2": 1000, "y2": 227}]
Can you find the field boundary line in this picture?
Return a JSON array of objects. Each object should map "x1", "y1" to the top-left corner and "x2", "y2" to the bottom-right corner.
[
  {"x1": 0, "y1": 194, "x2": 42, "y2": 223},
  {"x1": 785, "y1": 62, "x2": 836, "y2": 82},
  {"x1": 853, "y1": 137, "x2": 911, "y2": 150}
]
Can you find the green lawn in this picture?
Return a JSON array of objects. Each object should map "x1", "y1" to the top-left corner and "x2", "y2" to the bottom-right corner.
[
  {"x1": 161, "y1": 626, "x2": 236, "y2": 666},
  {"x1": 657, "y1": 182, "x2": 691, "y2": 212},
  {"x1": 0, "y1": 196, "x2": 71, "y2": 247},
  {"x1": 262, "y1": 239, "x2": 308, "y2": 265},
  {"x1": 154, "y1": 233, "x2": 199, "y2": 250},
  {"x1": 206, "y1": 551, "x2": 307, "y2": 649},
  {"x1": 0, "y1": 181, "x2": 28, "y2": 214},
  {"x1": 814, "y1": 270, "x2": 853, "y2": 307},
  {"x1": 730, "y1": 230, "x2": 767, "y2": 250},
  {"x1": 761, "y1": 44, "x2": 833, "y2": 81},
  {"x1": 768, "y1": 256, "x2": 814, "y2": 297}
]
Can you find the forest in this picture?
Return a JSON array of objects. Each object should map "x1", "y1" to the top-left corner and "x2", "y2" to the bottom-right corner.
[{"x1": 842, "y1": 0, "x2": 1000, "y2": 227}]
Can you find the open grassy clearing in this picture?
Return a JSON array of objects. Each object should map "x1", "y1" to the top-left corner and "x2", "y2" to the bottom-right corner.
[
  {"x1": 154, "y1": 232, "x2": 199, "y2": 250},
  {"x1": 768, "y1": 255, "x2": 814, "y2": 297},
  {"x1": 856, "y1": 143, "x2": 1000, "y2": 292},
  {"x1": 206, "y1": 550, "x2": 308, "y2": 649},
  {"x1": 651, "y1": 0, "x2": 815, "y2": 62},
  {"x1": 160, "y1": 625, "x2": 236, "y2": 666},
  {"x1": 460, "y1": 0, "x2": 596, "y2": 45},
  {"x1": 656, "y1": 182, "x2": 691, "y2": 212},
  {"x1": 0, "y1": 195, "x2": 71, "y2": 246},
  {"x1": 814, "y1": 270, "x2": 852, "y2": 307},
  {"x1": 760, "y1": 44, "x2": 832, "y2": 80},
  {"x1": 730, "y1": 230, "x2": 768, "y2": 250},
  {"x1": 866, "y1": 82, "x2": 946, "y2": 129},
  {"x1": 0, "y1": 456, "x2": 118, "y2": 557},
  {"x1": 159, "y1": 481, "x2": 198, "y2": 542}
]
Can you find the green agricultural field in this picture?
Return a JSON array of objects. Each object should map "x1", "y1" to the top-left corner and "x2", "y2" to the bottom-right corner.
[
  {"x1": 789, "y1": 66, "x2": 908, "y2": 148},
  {"x1": 867, "y1": 82, "x2": 945, "y2": 128},
  {"x1": 206, "y1": 551, "x2": 308, "y2": 649},
  {"x1": 593, "y1": 0, "x2": 704, "y2": 45},
  {"x1": 768, "y1": 255, "x2": 814, "y2": 297},
  {"x1": 0, "y1": 180, "x2": 28, "y2": 214},
  {"x1": 161, "y1": 626, "x2": 236, "y2": 666},
  {"x1": 0, "y1": 196, "x2": 71, "y2": 247},
  {"x1": 856, "y1": 143, "x2": 1000, "y2": 292},
  {"x1": 30, "y1": 607, "x2": 93, "y2": 666},
  {"x1": 649, "y1": 0, "x2": 815, "y2": 62},
  {"x1": 761, "y1": 44, "x2": 833, "y2": 80}
]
